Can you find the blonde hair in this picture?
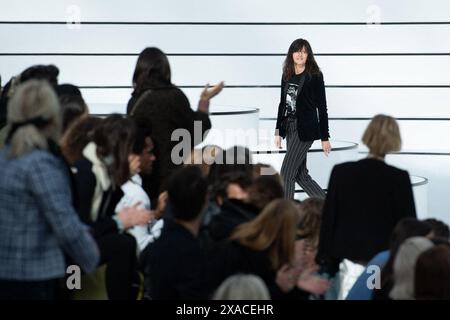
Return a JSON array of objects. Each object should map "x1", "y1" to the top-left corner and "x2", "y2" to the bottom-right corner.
[
  {"x1": 362, "y1": 114, "x2": 401, "y2": 157},
  {"x1": 213, "y1": 274, "x2": 270, "y2": 300},
  {"x1": 230, "y1": 199, "x2": 300, "y2": 271},
  {"x1": 6, "y1": 80, "x2": 61, "y2": 158}
]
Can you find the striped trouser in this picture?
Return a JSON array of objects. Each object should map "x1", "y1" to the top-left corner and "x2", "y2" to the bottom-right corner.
[{"x1": 280, "y1": 118, "x2": 326, "y2": 199}]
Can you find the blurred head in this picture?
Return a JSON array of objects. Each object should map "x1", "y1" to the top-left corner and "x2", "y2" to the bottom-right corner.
[
  {"x1": 55, "y1": 83, "x2": 87, "y2": 133},
  {"x1": 132, "y1": 126, "x2": 156, "y2": 175},
  {"x1": 362, "y1": 114, "x2": 401, "y2": 157},
  {"x1": 93, "y1": 114, "x2": 137, "y2": 187},
  {"x1": 6, "y1": 80, "x2": 61, "y2": 158},
  {"x1": 283, "y1": 38, "x2": 321, "y2": 81},
  {"x1": 389, "y1": 218, "x2": 433, "y2": 256},
  {"x1": 230, "y1": 199, "x2": 301, "y2": 271},
  {"x1": 213, "y1": 274, "x2": 270, "y2": 300},
  {"x1": 208, "y1": 146, "x2": 254, "y2": 197},
  {"x1": 247, "y1": 174, "x2": 284, "y2": 211},
  {"x1": 132, "y1": 47, "x2": 171, "y2": 90},
  {"x1": 1, "y1": 65, "x2": 60, "y2": 127},
  {"x1": 423, "y1": 218, "x2": 450, "y2": 241},
  {"x1": 211, "y1": 170, "x2": 252, "y2": 205},
  {"x1": 56, "y1": 83, "x2": 82, "y2": 97},
  {"x1": 20, "y1": 64, "x2": 59, "y2": 88},
  {"x1": 296, "y1": 197, "x2": 324, "y2": 248},
  {"x1": 415, "y1": 244, "x2": 450, "y2": 300},
  {"x1": 379, "y1": 218, "x2": 432, "y2": 296},
  {"x1": 61, "y1": 116, "x2": 102, "y2": 164},
  {"x1": 389, "y1": 237, "x2": 434, "y2": 300},
  {"x1": 58, "y1": 94, "x2": 88, "y2": 133},
  {"x1": 167, "y1": 166, "x2": 208, "y2": 222}
]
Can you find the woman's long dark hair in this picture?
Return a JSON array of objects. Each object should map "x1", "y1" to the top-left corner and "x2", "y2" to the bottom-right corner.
[
  {"x1": 282, "y1": 39, "x2": 321, "y2": 81},
  {"x1": 132, "y1": 47, "x2": 171, "y2": 93},
  {"x1": 93, "y1": 114, "x2": 137, "y2": 187}
]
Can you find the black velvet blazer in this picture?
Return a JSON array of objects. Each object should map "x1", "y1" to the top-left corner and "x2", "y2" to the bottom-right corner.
[{"x1": 275, "y1": 72, "x2": 330, "y2": 141}]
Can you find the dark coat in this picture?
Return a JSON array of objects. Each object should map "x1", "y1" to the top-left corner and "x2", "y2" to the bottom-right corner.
[
  {"x1": 208, "y1": 199, "x2": 260, "y2": 242},
  {"x1": 317, "y1": 159, "x2": 417, "y2": 267},
  {"x1": 140, "y1": 218, "x2": 208, "y2": 300},
  {"x1": 127, "y1": 84, "x2": 211, "y2": 205},
  {"x1": 208, "y1": 241, "x2": 309, "y2": 299},
  {"x1": 72, "y1": 157, "x2": 124, "y2": 238},
  {"x1": 275, "y1": 72, "x2": 330, "y2": 141}
]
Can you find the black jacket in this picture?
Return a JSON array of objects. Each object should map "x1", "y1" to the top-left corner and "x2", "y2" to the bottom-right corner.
[
  {"x1": 208, "y1": 241, "x2": 309, "y2": 299},
  {"x1": 208, "y1": 199, "x2": 260, "y2": 242},
  {"x1": 275, "y1": 72, "x2": 330, "y2": 141},
  {"x1": 72, "y1": 158, "x2": 124, "y2": 238},
  {"x1": 140, "y1": 218, "x2": 208, "y2": 300},
  {"x1": 317, "y1": 159, "x2": 417, "y2": 267},
  {"x1": 127, "y1": 84, "x2": 211, "y2": 205}
]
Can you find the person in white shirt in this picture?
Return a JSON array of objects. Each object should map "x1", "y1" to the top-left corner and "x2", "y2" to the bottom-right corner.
[{"x1": 116, "y1": 126, "x2": 164, "y2": 254}]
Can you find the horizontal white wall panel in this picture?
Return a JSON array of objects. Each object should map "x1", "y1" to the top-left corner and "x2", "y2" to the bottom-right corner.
[
  {"x1": 2, "y1": 56, "x2": 450, "y2": 87},
  {"x1": 83, "y1": 87, "x2": 450, "y2": 119},
  {"x1": 2, "y1": 0, "x2": 449, "y2": 22},
  {"x1": 1, "y1": 24, "x2": 449, "y2": 54}
]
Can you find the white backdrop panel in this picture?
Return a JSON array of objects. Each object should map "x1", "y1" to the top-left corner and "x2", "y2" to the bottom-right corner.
[
  {"x1": 83, "y1": 87, "x2": 450, "y2": 119},
  {"x1": 2, "y1": 56, "x2": 450, "y2": 86},
  {"x1": 1, "y1": 24, "x2": 449, "y2": 54},
  {"x1": 2, "y1": 0, "x2": 449, "y2": 22}
]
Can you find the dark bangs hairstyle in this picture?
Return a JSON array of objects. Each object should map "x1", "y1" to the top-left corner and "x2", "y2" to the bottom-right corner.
[
  {"x1": 132, "y1": 47, "x2": 172, "y2": 92},
  {"x1": 282, "y1": 38, "x2": 321, "y2": 81}
]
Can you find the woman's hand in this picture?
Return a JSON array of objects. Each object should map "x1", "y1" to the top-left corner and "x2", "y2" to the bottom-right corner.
[
  {"x1": 274, "y1": 135, "x2": 282, "y2": 149},
  {"x1": 117, "y1": 202, "x2": 155, "y2": 229},
  {"x1": 154, "y1": 191, "x2": 168, "y2": 219},
  {"x1": 276, "y1": 264, "x2": 302, "y2": 293},
  {"x1": 297, "y1": 266, "x2": 330, "y2": 295},
  {"x1": 200, "y1": 81, "x2": 225, "y2": 101},
  {"x1": 321, "y1": 140, "x2": 331, "y2": 156}
]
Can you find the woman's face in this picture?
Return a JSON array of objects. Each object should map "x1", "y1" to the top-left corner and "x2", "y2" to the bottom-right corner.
[{"x1": 292, "y1": 47, "x2": 308, "y2": 66}]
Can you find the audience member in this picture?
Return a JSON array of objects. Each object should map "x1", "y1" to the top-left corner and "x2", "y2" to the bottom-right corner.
[
  {"x1": 389, "y1": 237, "x2": 434, "y2": 300},
  {"x1": 348, "y1": 218, "x2": 432, "y2": 300},
  {"x1": 140, "y1": 166, "x2": 209, "y2": 299},
  {"x1": 127, "y1": 47, "x2": 224, "y2": 206},
  {"x1": 73, "y1": 114, "x2": 153, "y2": 299},
  {"x1": 424, "y1": 218, "x2": 450, "y2": 241},
  {"x1": 0, "y1": 80, "x2": 99, "y2": 300},
  {"x1": 60, "y1": 116, "x2": 102, "y2": 164},
  {"x1": 415, "y1": 244, "x2": 450, "y2": 300},
  {"x1": 56, "y1": 83, "x2": 88, "y2": 133},
  {"x1": 213, "y1": 274, "x2": 270, "y2": 300},
  {"x1": 317, "y1": 115, "x2": 417, "y2": 290}
]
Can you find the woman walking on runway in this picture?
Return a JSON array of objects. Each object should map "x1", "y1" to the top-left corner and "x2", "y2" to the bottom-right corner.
[{"x1": 275, "y1": 38, "x2": 331, "y2": 199}]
